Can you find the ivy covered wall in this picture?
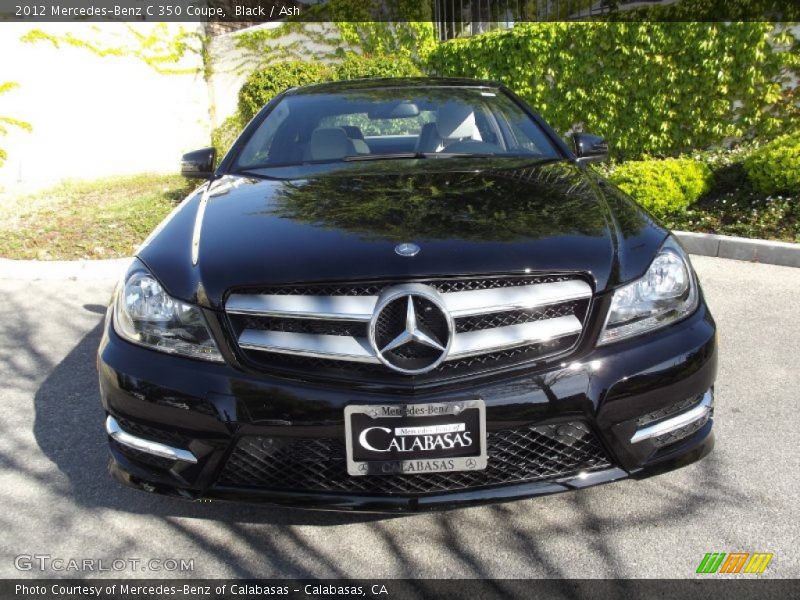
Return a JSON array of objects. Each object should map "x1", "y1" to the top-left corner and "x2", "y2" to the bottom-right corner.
[{"x1": 426, "y1": 23, "x2": 799, "y2": 159}]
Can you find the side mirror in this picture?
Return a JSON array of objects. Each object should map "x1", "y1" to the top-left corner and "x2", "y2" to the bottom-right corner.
[
  {"x1": 570, "y1": 133, "x2": 609, "y2": 164},
  {"x1": 181, "y1": 147, "x2": 216, "y2": 179}
]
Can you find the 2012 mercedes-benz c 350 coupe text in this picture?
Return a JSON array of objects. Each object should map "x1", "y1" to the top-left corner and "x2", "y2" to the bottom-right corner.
[{"x1": 98, "y1": 78, "x2": 717, "y2": 511}]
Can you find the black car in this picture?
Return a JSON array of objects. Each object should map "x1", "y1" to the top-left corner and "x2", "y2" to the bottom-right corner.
[{"x1": 98, "y1": 78, "x2": 716, "y2": 511}]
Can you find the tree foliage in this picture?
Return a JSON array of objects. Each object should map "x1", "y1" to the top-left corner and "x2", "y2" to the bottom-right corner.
[
  {"x1": 21, "y1": 24, "x2": 206, "y2": 76},
  {"x1": 232, "y1": 21, "x2": 435, "y2": 71},
  {"x1": 426, "y1": 22, "x2": 799, "y2": 159},
  {"x1": 0, "y1": 82, "x2": 32, "y2": 168}
]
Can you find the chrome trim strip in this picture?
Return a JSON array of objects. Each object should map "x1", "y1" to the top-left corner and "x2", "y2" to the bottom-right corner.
[
  {"x1": 105, "y1": 416, "x2": 197, "y2": 464},
  {"x1": 226, "y1": 294, "x2": 377, "y2": 321},
  {"x1": 443, "y1": 280, "x2": 592, "y2": 317},
  {"x1": 239, "y1": 329, "x2": 381, "y2": 363},
  {"x1": 448, "y1": 315, "x2": 582, "y2": 359},
  {"x1": 190, "y1": 183, "x2": 211, "y2": 267},
  {"x1": 226, "y1": 280, "x2": 592, "y2": 321},
  {"x1": 239, "y1": 315, "x2": 583, "y2": 363},
  {"x1": 630, "y1": 390, "x2": 714, "y2": 444}
]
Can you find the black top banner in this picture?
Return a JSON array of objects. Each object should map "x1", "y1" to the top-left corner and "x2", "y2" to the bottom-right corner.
[{"x1": 1, "y1": 0, "x2": 799, "y2": 23}]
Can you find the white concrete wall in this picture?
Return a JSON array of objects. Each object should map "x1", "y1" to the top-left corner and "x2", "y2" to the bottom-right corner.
[
  {"x1": 0, "y1": 23, "x2": 210, "y2": 194},
  {"x1": 207, "y1": 22, "x2": 337, "y2": 127}
]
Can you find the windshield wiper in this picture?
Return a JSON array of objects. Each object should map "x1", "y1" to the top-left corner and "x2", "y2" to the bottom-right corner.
[
  {"x1": 343, "y1": 152, "x2": 497, "y2": 162},
  {"x1": 343, "y1": 152, "x2": 427, "y2": 162},
  {"x1": 344, "y1": 152, "x2": 537, "y2": 162}
]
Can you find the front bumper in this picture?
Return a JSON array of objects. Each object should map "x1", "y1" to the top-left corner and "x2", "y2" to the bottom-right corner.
[{"x1": 98, "y1": 300, "x2": 717, "y2": 511}]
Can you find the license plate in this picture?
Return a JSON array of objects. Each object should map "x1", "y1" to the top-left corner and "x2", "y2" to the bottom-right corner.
[{"x1": 344, "y1": 400, "x2": 487, "y2": 476}]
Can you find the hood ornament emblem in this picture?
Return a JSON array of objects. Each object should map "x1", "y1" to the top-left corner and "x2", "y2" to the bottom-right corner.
[{"x1": 395, "y1": 242, "x2": 420, "y2": 257}]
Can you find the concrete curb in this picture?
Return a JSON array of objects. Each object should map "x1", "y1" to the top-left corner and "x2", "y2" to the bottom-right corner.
[
  {"x1": 0, "y1": 231, "x2": 798, "y2": 280},
  {"x1": 0, "y1": 257, "x2": 130, "y2": 280},
  {"x1": 674, "y1": 231, "x2": 800, "y2": 268}
]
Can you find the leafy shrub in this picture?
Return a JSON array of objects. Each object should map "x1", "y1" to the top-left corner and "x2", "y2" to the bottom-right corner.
[
  {"x1": 211, "y1": 114, "x2": 245, "y2": 162},
  {"x1": 333, "y1": 52, "x2": 421, "y2": 81},
  {"x1": 608, "y1": 158, "x2": 713, "y2": 217},
  {"x1": 236, "y1": 54, "x2": 424, "y2": 124},
  {"x1": 238, "y1": 60, "x2": 332, "y2": 122},
  {"x1": 426, "y1": 22, "x2": 798, "y2": 159},
  {"x1": 743, "y1": 134, "x2": 800, "y2": 194}
]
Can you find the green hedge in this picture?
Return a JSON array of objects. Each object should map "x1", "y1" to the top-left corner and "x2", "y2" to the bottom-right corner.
[
  {"x1": 333, "y1": 52, "x2": 421, "y2": 81},
  {"x1": 426, "y1": 23, "x2": 797, "y2": 160},
  {"x1": 744, "y1": 134, "x2": 800, "y2": 194},
  {"x1": 237, "y1": 54, "x2": 421, "y2": 123},
  {"x1": 608, "y1": 158, "x2": 714, "y2": 218},
  {"x1": 238, "y1": 60, "x2": 331, "y2": 122}
]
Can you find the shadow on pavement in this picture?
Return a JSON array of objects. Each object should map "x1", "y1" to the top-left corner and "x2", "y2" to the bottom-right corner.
[{"x1": 29, "y1": 320, "x2": 390, "y2": 527}]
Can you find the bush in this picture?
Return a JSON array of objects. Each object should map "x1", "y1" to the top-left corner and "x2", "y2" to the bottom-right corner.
[
  {"x1": 426, "y1": 22, "x2": 798, "y2": 159},
  {"x1": 744, "y1": 134, "x2": 800, "y2": 194},
  {"x1": 608, "y1": 158, "x2": 714, "y2": 217},
  {"x1": 211, "y1": 114, "x2": 245, "y2": 162},
  {"x1": 333, "y1": 53, "x2": 421, "y2": 81},
  {"x1": 236, "y1": 54, "x2": 424, "y2": 125},
  {"x1": 238, "y1": 60, "x2": 332, "y2": 122}
]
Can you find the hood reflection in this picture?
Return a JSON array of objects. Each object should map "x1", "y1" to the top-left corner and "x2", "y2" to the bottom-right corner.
[{"x1": 264, "y1": 160, "x2": 613, "y2": 243}]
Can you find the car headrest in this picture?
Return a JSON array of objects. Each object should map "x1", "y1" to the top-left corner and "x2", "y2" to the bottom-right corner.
[
  {"x1": 436, "y1": 102, "x2": 478, "y2": 140},
  {"x1": 340, "y1": 126, "x2": 365, "y2": 140},
  {"x1": 306, "y1": 128, "x2": 355, "y2": 161}
]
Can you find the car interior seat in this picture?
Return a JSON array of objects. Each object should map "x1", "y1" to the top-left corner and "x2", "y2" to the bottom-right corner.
[
  {"x1": 303, "y1": 128, "x2": 357, "y2": 161},
  {"x1": 340, "y1": 126, "x2": 371, "y2": 154},
  {"x1": 415, "y1": 102, "x2": 481, "y2": 153}
]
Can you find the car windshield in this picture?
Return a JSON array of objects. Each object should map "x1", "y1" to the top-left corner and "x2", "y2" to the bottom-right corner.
[{"x1": 231, "y1": 86, "x2": 561, "y2": 176}]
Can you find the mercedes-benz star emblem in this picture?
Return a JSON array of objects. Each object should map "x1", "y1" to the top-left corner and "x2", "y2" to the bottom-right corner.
[
  {"x1": 368, "y1": 284, "x2": 453, "y2": 375},
  {"x1": 394, "y1": 242, "x2": 420, "y2": 257}
]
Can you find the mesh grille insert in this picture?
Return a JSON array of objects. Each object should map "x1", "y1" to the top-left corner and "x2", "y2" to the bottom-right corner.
[
  {"x1": 114, "y1": 416, "x2": 192, "y2": 447},
  {"x1": 637, "y1": 394, "x2": 705, "y2": 427},
  {"x1": 218, "y1": 421, "x2": 611, "y2": 495}
]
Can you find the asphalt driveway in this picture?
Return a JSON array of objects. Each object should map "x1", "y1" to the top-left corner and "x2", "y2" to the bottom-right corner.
[{"x1": 0, "y1": 256, "x2": 797, "y2": 579}]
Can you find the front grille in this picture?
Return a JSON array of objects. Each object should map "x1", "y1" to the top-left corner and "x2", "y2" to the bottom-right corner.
[
  {"x1": 225, "y1": 274, "x2": 592, "y2": 386},
  {"x1": 218, "y1": 422, "x2": 611, "y2": 495}
]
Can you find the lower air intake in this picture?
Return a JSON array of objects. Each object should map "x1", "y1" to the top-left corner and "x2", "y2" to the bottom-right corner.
[{"x1": 218, "y1": 422, "x2": 611, "y2": 495}]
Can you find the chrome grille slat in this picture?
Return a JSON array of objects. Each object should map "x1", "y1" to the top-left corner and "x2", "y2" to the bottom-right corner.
[
  {"x1": 226, "y1": 293, "x2": 376, "y2": 321},
  {"x1": 449, "y1": 316, "x2": 582, "y2": 359},
  {"x1": 226, "y1": 276, "x2": 592, "y2": 378},
  {"x1": 239, "y1": 330, "x2": 379, "y2": 363},
  {"x1": 226, "y1": 279, "x2": 591, "y2": 321},
  {"x1": 238, "y1": 315, "x2": 581, "y2": 364},
  {"x1": 443, "y1": 280, "x2": 590, "y2": 317}
]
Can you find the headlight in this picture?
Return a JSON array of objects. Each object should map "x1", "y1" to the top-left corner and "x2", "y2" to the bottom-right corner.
[
  {"x1": 598, "y1": 237, "x2": 698, "y2": 345},
  {"x1": 113, "y1": 260, "x2": 223, "y2": 362}
]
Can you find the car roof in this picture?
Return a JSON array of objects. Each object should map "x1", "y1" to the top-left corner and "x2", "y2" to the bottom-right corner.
[{"x1": 285, "y1": 77, "x2": 504, "y2": 95}]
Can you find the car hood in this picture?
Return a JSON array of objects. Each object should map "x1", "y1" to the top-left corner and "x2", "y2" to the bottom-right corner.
[{"x1": 138, "y1": 159, "x2": 667, "y2": 309}]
